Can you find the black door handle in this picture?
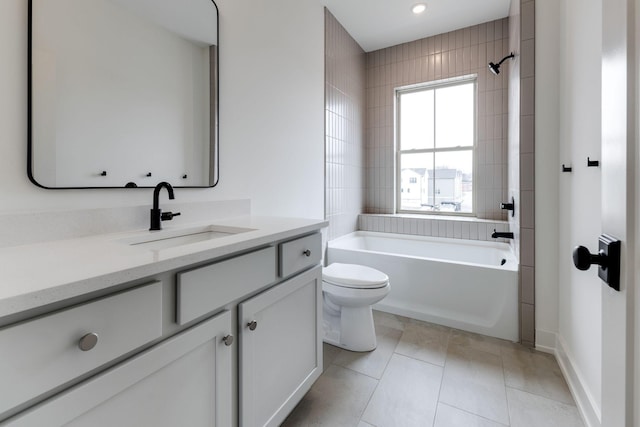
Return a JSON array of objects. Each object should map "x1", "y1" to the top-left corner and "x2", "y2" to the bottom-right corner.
[
  {"x1": 572, "y1": 246, "x2": 606, "y2": 270},
  {"x1": 572, "y1": 234, "x2": 621, "y2": 291}
]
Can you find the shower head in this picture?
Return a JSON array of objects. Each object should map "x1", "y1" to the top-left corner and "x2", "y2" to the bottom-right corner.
[{"x1": 488, "y1": 52, "x2": 515, "y2": 75}]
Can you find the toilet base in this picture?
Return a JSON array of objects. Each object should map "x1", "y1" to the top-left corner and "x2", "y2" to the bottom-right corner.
[{"x1": 323, "y1": 304, "x2": 377, "y2": 352}]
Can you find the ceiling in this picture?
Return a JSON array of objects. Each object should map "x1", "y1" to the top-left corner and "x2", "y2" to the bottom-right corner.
[{"x1": 321, "y1": 0, "x2": 511, "y2": 52}]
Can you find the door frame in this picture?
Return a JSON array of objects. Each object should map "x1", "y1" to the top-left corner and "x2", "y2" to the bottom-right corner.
[{"x1": 600, "y1": 0, "x2": 637, "y2": 425}]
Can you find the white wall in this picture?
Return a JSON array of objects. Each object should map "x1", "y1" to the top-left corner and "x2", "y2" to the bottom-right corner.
[
  {"x1": 537, "y1": 0, "x2": 603, "y2": 422},
  {"x1": 0, "y1": 0, "x2": 324, "y2": 219},
  {"x1": 215, "y1": 0, "x2": 325, "y2": 218}
]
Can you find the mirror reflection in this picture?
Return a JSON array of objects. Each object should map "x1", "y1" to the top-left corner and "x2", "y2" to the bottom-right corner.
[{"x1": 29, "y1": 0, "x2": 218, "y2": 188}]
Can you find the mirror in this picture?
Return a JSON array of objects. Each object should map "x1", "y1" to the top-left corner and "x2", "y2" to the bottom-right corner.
[{"x1": 28, "y1": 0, "x2": 219, "y2": 188}]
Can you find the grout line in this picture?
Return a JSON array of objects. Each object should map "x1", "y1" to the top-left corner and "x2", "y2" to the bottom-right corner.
[
  {"x1": 333, "y1": 362, "x2": 381, "y2": 382},
  {"x1": 359, "y1": 381, "x2": 380, "y2": 425},
  {"x1": 391, "y1": 350, "x2": 447, "y2": 368},
  {"x1": 499, "y1": 342, "x2": 512, "y2": 426},
  {"x1": 432, "y1": 328, "x2": 451, "y2": 426},
  {"x1": 437, "y1": 402, "x2": 510, "y2": 427},
  {"x1": 324, "y1": 352, "x2": 380, "y2": 424},
  {"x1": 504, "y1": 385, "x2": 578, "y2": 407}
]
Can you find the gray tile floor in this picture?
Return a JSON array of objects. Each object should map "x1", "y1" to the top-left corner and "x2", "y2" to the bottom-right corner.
[{"x1": 283, "y1": 311, "x2": 585, "y2": 427}]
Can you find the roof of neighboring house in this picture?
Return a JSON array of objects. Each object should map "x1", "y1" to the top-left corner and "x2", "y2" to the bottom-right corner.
[
  {"x1": 401, "y1": 168, "x2": 427, "y2": 176},
  {"x1": 402, "y1": 168, "x2": 461, "y2": 179},
  {"x1": 428, "y1": 168, "x2": 460, "y2": 179}
]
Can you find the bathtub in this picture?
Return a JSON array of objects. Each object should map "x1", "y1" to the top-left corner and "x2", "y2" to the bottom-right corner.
[{"x1": 327, "y1": 231, "x2": 519, "y2": 341}]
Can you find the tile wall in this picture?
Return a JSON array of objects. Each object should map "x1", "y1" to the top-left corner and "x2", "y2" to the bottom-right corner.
[
  {"x1": 364, "y1": 18, "x2": 510, "y2": 221},
  {"x1": 324, "y1": 9, "x2": 366, "y2": 241},
  {"x1": 508, "y1": 0, "x2": 536, "y2": 347},
  {"x1": 324, "y1": 9, "x2": 536, "y2": 345},
  {"x1": 358, "y1": 214, "x2": 510, "y2": 242}
]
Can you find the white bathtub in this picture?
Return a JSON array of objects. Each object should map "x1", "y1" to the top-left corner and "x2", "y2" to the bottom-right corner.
[{"x1": 327, "y1": 231, "x2": 519, "y2": 341}]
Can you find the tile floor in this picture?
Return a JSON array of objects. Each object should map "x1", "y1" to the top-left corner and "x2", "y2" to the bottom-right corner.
[{"x1": 283, "y1": 311, "x2": 585, "y2": 427}]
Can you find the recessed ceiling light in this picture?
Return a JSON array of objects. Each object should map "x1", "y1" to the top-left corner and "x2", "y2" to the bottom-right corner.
[{"x1": 412, "y1": 3, "x2": 427, "y2": 14}]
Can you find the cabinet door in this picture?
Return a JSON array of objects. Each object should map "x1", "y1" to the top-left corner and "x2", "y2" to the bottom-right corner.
[
  {"x1": 239, "y1": 266, "x2": 322, "y2": 427},
  {"x1": 4, "y1": 311, "x2": 233, "y2": 427}
]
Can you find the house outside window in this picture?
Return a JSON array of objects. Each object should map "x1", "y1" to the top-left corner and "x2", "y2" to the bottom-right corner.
[{"x1": 396, "y1": 77, "x2": 476, "y2": 215}]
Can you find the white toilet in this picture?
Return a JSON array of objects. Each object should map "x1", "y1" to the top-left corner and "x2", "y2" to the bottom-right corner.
[{"x1": 322, "y1": 263, "x2": 390, "y2": 352}]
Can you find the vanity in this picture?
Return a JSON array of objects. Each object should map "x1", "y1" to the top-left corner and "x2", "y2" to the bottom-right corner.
[
  {"x1": 0, "y1": 216, "x2": 326, "y2": 426},
  {"x1": 10, "y1": 1, "x2": 327, "y2": 424}
]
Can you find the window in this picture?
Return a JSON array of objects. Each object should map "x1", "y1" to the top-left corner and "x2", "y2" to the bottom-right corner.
[{"x1": 397, "y1": 78, "x2": 475, "y2": 214}]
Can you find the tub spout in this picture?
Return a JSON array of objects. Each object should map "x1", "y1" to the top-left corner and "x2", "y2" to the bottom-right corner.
[{"x1": 492, "y1": 229, "x2": 514, "y2": 239}]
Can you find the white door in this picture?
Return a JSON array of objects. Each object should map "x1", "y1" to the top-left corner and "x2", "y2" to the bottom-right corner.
[{"x1": 600, "y1": 0, "x2": 637, "y2": 425}]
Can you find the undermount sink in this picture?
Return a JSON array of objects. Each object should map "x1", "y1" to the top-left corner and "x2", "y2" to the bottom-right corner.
[{"x1": 119, "y1": 225, "x2": 255, "y2": 251}]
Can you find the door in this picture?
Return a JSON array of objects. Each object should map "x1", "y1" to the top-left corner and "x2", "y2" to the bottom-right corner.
[
  {"x1": 600, "y1": 0, "x2": 637, "y2": 424},
  {"x1": 238, "y1": 266, "x2": 322, "y2": 427}
]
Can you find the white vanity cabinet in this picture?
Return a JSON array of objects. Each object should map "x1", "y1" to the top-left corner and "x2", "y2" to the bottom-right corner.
[
  {"x1": 0, "y1": 227, "x2": 324, "y2": 427},
  {"x1": 0, "y1": 282, "x2": 164, "y2": 423},
  {"x1": 4, "y1": 310, "x2": 233, "y2": 427},
  {"x1": 239, "y1": 266, "x2": 322, "y2": 427}
]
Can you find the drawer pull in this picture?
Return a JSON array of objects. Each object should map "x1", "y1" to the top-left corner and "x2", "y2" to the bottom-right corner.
[
  {"x1": 247, "y1": 320, "x2": 258, "y2": 331},
  {"x1": 302, "y1": 250, "x2": 311, "y2": 257},
  {"x1": 222, "y1": 335, "x2": 234, "y2": 346},
  {"x1": 78, "y1": 333, "x2": 99, "y2": 351}
]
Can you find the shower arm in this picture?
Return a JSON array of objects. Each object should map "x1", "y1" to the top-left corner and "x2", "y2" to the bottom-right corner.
[{"x1": 496, "y1": 53, "x2": 515, "y2": 66}]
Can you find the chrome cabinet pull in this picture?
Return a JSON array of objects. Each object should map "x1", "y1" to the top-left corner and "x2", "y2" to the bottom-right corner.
[
  {"x1": 78, "y1": 332, "x2": 99, "y2": 351},
  {"x1": 302, "y1": 250, "x2": 311, "y2": 257},
  {"x1": 247, "y1": 321, "x2": 258, "y2": 331},
  {"x1": 222, "y1": 335, "x2": 234, "y2": 346}
]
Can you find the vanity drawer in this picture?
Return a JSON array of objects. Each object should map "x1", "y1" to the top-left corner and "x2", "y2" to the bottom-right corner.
[
  {"x1": 279, "y1": 233, "x2": 322, "y2": 278},
  {"x1": 176, "y1": 246, "x2": 277, "y2": 325},
  {"x1": 0, "y1": 282, "x2": 163, "y2": 419}
]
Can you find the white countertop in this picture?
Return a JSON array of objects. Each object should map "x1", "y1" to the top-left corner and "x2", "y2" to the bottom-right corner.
[{"x1": 0, "y1": 216, "x2": 327, "y2": 318}]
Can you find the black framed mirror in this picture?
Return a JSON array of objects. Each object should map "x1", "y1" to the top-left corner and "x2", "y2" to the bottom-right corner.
[{"x1": 28, "y1": 0, "x2": 219, "y2": 188}]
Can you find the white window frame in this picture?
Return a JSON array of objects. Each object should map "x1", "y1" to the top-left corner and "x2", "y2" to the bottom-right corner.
[{"x1": 395, "y1": 75, "x2": 477, "y2": 216}]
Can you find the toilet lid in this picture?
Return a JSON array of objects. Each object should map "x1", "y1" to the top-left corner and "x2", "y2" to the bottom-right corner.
[{"x1": 323, "y1": 263, "x2": 389, "y2": 289}]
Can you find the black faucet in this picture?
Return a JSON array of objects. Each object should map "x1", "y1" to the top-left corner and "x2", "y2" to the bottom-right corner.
[
  {"x1": 491, "y1": 229, "x2": 514, "y2": 239},
  {"x1": 150, "y1": 182, "x2": 181, "y2": 230}
]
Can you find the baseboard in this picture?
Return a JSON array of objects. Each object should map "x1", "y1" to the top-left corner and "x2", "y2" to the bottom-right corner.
[
  {"x1": 555, "y1": 335, "x2": 601, "y2": 427},
  {"x1": 535, "y1": 329, "x2": 557, "y2": 354}
]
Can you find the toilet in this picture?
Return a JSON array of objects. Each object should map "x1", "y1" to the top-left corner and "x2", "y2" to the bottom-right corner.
[{"x1": 322, "y1": 263, "x2": 390, "y2": 352}]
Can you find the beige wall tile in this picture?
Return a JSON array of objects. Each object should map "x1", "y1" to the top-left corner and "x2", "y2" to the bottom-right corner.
[
  {"x1": 521, "y1": 265, "x2": 535, "y2": 304},
  {"x1": 520, "y1": 302, "x2": 535, "y2": 343}
]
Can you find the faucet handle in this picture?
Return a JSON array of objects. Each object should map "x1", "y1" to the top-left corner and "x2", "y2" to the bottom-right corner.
[{"x1": 161, "y1": 211, "x2": 181, "y2": 221}]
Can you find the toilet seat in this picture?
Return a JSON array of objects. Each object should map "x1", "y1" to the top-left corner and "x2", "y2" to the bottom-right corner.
[{"x1": 322, "y1": 263, "x2": 389, "y2": 289}]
